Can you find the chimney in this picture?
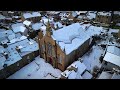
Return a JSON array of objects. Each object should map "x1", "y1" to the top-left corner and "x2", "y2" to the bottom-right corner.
[
  {"x1": 2, "y1": 52, "x2": 8, "y2": 59},
  {"x1": 16, "y1": 46, "x2": 21, "y2": 53},
  {"x1": 3, "y1": 44, "x2": 8, "y2": 48}
]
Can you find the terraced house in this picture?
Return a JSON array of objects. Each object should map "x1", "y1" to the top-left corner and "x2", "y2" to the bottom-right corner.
[{"x1": 0, "y1": 29, "x2": 39, "y2": 79}]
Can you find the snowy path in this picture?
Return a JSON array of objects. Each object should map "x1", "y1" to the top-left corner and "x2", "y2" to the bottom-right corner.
[
  {"x1": 82, "y1": 45, "x2": 104, "y2": 73},
  {"x1": 8, "y1": 56, "x2": 61, "y2": 79}
]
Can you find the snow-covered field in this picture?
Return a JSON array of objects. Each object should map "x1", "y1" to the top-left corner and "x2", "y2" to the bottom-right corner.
[
  {"x1": 82, "y1": 45, "x2": 104, "y2": 73},
  {"x1": 8, "y1": 56, "x2": 61, "y2": 79}
]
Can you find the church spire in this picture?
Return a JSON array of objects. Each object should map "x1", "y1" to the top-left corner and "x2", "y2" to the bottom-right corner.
[
  {"x1": 46, "y1": 19, "x2": 53, "y2": 36},
  {"x1": 46, "y1": 19, "x2": 51, "y2": 31}
]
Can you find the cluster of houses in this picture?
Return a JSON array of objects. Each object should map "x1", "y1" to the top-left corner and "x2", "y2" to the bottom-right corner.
[
  {"x1": 60, "y1": 60, "x2": 93, "y2": 79},
  {"x1": 0, "y1": 11, "x2": 120, "y2": 79},
  {"x1": 60, "y1": 44, "x2": 120, "y2": 79},
  {"x1": 0, "y1": 11, "x2": 42, "y2": 78},
  {"x1": 58, "y1": 24, "x2": 120, "y2": 79},
  {"x1": 98, "y1": 46, "x2": 120, "y2": 79},
  {"x1": 0, "y1": 29, "x2": 39, "y2": 79}
]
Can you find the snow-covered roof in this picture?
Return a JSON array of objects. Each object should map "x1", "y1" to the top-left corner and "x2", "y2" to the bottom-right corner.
[
  {"x1": 0, "y1": 54, "x2": 6, "y2": 70},
  {"x1": 8, "y1": 11, "x2": 14, "y2": 13},
  {"x1": 111, "y1": 73, "x2": 120, "y2": 79},
  {"x1": 5, "y1": 18, "x2": 12, "y2": 20},
  {"x1": 12, "y1": 16, "x2": 19, "y2": 19},
  {"x1": 82, "y1": 71, "x2": 92, "y2": 79},
  {"x1": 72, "y1": 11, "x2": 77, "y2": 17},
  {"x1": 0, "y1": 29, "x2": 14, "y2": 39},
  {"x1": 59, "y1": 12, "x2": 70, "y2": 20},
  {"x1": 1, "y1": 38, "x2": 8, "y2": 45},
  {"x1": 20, "y1": 39, "x2": 39, "y2": 56},
  {"x1": 98, "y1": 12, "x2": 111, "y2": 16},
  {"x1": 32, "y1": 12, "x2": 41, "y2": 17},
  {"x1": 11, "y1": 23, "x2": 26, "y2": 33},
  {"x1": 52, "y1": 23, "x2": 85, "y2": 43},
  {"x1": 23, "y1": 20, "x2": 31, "y2": 26},
  {"x1": 61, "y1": 70, "x2": 72, "y2": 78},
  {"x1": 32, "y1": 23, "x2": 43, "y2": 30},
  {"x1": 77, "y1": 15, "x2": 84, "y2": 19},
  {"x1": 59, "y1": 37, "x2": 89, "y2": 55},
  {"x1": 8, "y1": 34, "x2": 16, "y2": 41},
  {"x1": 8, "y1": 60, "x2": 39, "y2": 79},
  {"x1": 54, "y1": 22, "x2": 63, "y2": 29},
  {"x1": 98, "y1": 71, "x2": 112, "y2": 79},
  {"x1": 59, "y1": 12, "x2": 69, "y2": 17},
  {"x1": 87, "y1": 12, "x2": 96, "y2": 19},
  {"x1": 23, "y1": 13, "x2": 33, "y2": 19},
  {"x1": 103, "y1": 52, "x2": 120, "y2": 67},
  {"x1": 0, "y1": 30, "x2": 16, "y2": 45},
  {"x1": 7, "y1": 38, "x2": 39, "y2": 57},
  {"x1": 13, "y1": 26, "x2": 26, "y2": 33},
  {"x1": 52, "y1": 23, "x2": 102, "y2": 55},
  {"x1": 114, "y1": 11, "x2": 120, "y2": 15},
  {"x1": 107, "y1": 46, "x2": 120, "y2": 56},
  {"x1": 5, "y1": 50, "x2": 22, "y2": 66},
  {"x1": 16, "y1": 20, "x2": 22, "y2": 23},
  {"x1": 40, "y1": 25, "x2": 46, "y2": 30},
  {"x1": 108, "y1": 29, "x2": 119, "y2": 35},
  {"x1": 61, "y1": 17, "x2": 67, "y2": 20},
  {"x1": 8, "y1": 56, "x2": 62, "y2": 79},
  {"x1": 23, "y1": 12, "x2": 41, "y2": 19},
  {"x1": 67, "y1": 61, "x2": 87, "y2": 75},
  {"x1": 82, "y1": 45, "x2": 104, "y2": 72},
  {"x1": 0, "y1": 14, "x2": 5, "y2": 20},
  {"x1": 0, "y1": 46, "x2": 6, "y2": 53},
  {"x1": 116, "y1": 23, "x2": 120, "y2": 26},
  {"x1": 8, "y1": 33, "x2": 27, "y2": 45},
  {"x1": 1, "y1": 45, "x2": 22, "y2": 68},
  {"x1": 75, "y1": 11, "x2": 87, "y2": 15},
  {"x1": 80, "y1": 23, "x2": 104, "y2": 36},
  {"x1": 0, "y1": 29, "x2": 5, "y2": 32},
  {"x1": 68, "y1": 70, "x2": 77, "y2": 79},
  {"x1": 47, "y1": 11, "x2": 60, "y2": 15},
  {"x1": 40, "y1": 18, "x2": 54, "y2": 25},
  {"x1": 61, "y1": 61, "x2": 87, "y2": 79}
]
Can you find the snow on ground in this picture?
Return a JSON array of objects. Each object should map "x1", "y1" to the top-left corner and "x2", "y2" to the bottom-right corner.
[
  {"x1": 8, "y1": 56, "x2": 61, "y2": 79},
  {"x1": 82, "y1": 45, "x2": 104, "y2": 73}
]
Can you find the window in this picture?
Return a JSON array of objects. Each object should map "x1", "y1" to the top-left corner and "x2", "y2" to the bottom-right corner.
[
  {"x1": 58, "y1": 54, "x2": 62, "y2": 64},
  {"x1": 47, "y1": 43, "x2": 52, "y2": 56},
  {"x1": 52, "y1": 46, "x2": 56, "y2": 57},
  {"x1": 27, "y1": 56, "x2": 30, "y2": 60},
  {"x1": 41, "y1": 44, "x2": 45, "y2": 52}
]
